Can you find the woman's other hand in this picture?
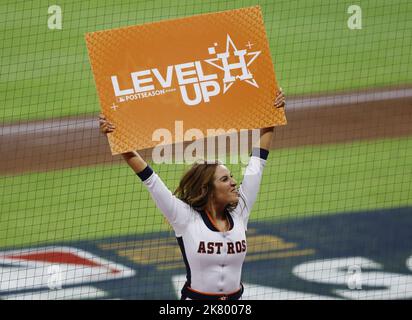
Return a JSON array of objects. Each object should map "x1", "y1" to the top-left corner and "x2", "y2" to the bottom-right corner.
[
  {"x1": 99, "y1": 114, "x2": 116, "y2": 134},
  {"x1": 274, "y1": 87, "x2": 286, "y2": 109}
]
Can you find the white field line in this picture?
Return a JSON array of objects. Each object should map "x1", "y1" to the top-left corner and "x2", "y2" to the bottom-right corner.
[
  {"x1": 290, "y1": 88, "x2": 412, "y2": 109},
  {"x1": 1, "y1": 88, "x2": 411, "y2": 136}
]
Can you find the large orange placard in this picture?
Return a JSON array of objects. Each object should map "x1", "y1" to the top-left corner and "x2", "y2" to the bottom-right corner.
[{"x1": 85, "y1": 6, "x2": 286, "y2": 155}]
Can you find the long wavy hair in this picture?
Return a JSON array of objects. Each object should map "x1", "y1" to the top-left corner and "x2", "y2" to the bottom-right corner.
[{"x1": 174, "y1": 160, "x2": 244, "y2": 213}]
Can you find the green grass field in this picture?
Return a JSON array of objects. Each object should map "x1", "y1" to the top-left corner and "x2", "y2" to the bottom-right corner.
[
  {"x1": 1, "y1": 136, "x2": 411, "y2": 249},
  {"x1": 1, "y1": 0, "x2": 411, "y2": 123}
]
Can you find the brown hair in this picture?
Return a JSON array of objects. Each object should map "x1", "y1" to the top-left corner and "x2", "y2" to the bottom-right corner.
[{"x1": 174, "y1": 160, "x2": 240, "y2": 213}]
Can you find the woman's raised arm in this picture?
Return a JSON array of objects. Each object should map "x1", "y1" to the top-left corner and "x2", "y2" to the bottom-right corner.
[
  {"x1": 121, "y1": 151, "x2": 148, "y2": 174},
  {"x1": 254, "y1": 88, "x2": 286, "y2": 151},
  {"x1": 235, "y1": 88, "x2": 286, "y2": 228},
  {"x1": 98, "y1": 114, "x2": 191, "y2": 235}
]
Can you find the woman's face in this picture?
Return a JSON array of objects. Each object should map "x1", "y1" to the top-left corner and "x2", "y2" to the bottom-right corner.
[{"x1": 212, "y1": 165, "x2": 239, "y2": 206}]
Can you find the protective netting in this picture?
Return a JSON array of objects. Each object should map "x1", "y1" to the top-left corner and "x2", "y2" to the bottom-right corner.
[{"x1": 0, "y1": 0, "x2": 411, "y2": 300}]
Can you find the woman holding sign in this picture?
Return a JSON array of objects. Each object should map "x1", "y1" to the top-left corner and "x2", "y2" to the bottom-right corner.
[{"x1": 99, "y1": 89, "x2": 286, "y2": 300}]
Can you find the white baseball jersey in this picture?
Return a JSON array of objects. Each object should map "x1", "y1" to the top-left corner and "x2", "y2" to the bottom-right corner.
[{"x1": 137, "y1": 148, "x2": 268, "y2": 297}]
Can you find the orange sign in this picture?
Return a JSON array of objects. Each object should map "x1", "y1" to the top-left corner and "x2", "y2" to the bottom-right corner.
[{"x1": 85, "y1": 6, "x2": 286, "y2": 155}]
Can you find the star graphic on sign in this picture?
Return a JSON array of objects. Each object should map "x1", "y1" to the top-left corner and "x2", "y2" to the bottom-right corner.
[
  {"x1": 110, "y1": 103, "x2": 119, "y2": 111},
  {"x1": 205, "y1": 34, "x2": 261, "y2": 94}
]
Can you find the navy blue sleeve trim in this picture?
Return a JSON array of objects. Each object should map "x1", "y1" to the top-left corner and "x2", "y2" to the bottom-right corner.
[
  {"x1": 136, "y1": 165, "x2": 154, "y2": 182},
  {"x1": 251, "y1": 147, "x2": 269, "y2": 160}
]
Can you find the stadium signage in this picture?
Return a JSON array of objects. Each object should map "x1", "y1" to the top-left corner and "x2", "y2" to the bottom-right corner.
[
  {"x1": 0, "y1": 246, "x2": 135, "y2": 299},
  {"x1": 110, "y1": 34, "x2": 261, "y2": 106},
  {"x1": 85, "y1": 6, "x2": 287, "y2": 154}
]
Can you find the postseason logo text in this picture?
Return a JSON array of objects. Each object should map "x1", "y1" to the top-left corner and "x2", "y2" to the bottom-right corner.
[{"x1": 110, "y1": 34, "x2": 261, "y2": 106}]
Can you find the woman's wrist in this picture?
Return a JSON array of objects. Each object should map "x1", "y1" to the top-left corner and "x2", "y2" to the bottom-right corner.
[
  {"x1": 122, "y1": 151, "x2": 148, "y2": 174},
  {"x1": 122, "y1": 151, "x2": 138, "y2": 160},
  {"x1": 251, "y1": 147, "x2": 269, "y2": 160},
  {"x1": 136, "y1": 165, "x2": 153, "y2": 181}
]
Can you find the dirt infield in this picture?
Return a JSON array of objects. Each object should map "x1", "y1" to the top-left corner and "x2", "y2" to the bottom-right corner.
[{"x1": 1, "y1": 86, "x2": 411, "y2": 175}]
